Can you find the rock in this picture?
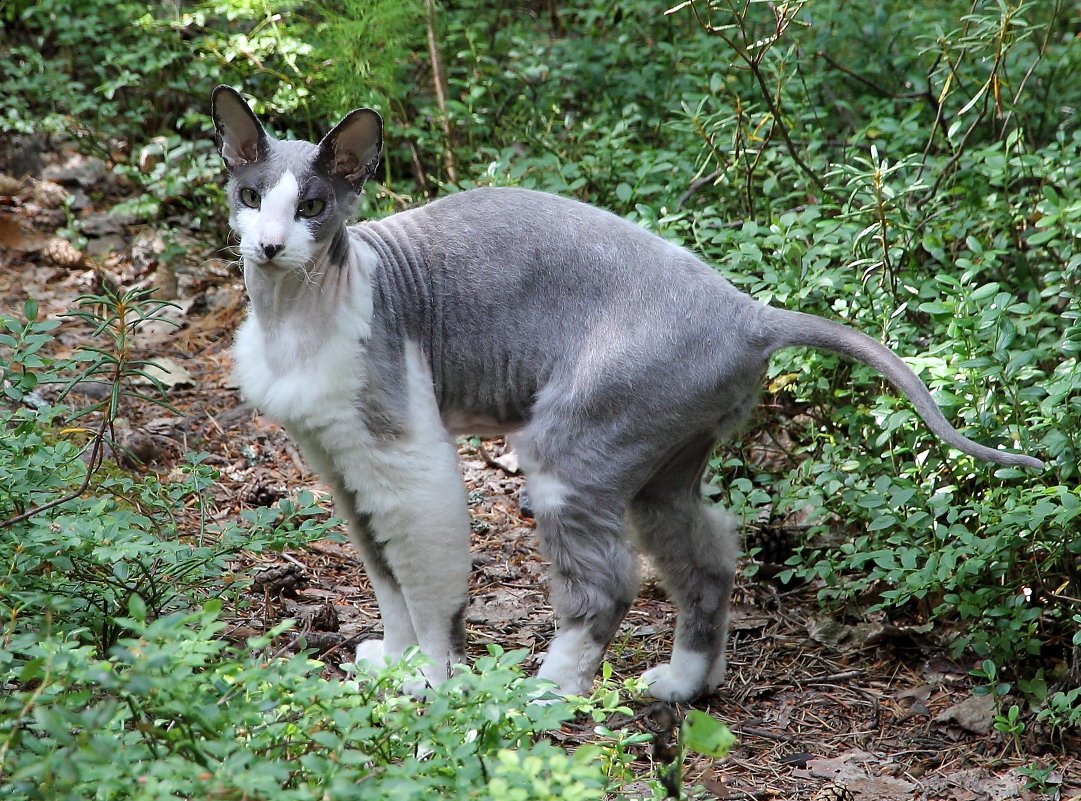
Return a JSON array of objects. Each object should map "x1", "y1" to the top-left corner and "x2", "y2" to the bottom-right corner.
[
  {"x1": 116, "y1": 430, "x2": 161, "y2": 468},
  {"x1": 933, "y1": 692, "x2": 996, "y2": 735},
  {"x1": 0, "y1": 135, "x2": 43, "y2": 178},
  {"x1": 43, "y1": 152, "x2": 107, "y2": 188},
  {"x1": 85, "y1": 234, "x2": 126, "y2": 259},
  {"x1": 134, "y1": 357, "x2": 194, "y2": 390},
  {"x1": 81, "y1": 209, "x2": 140, "y2": 236}
]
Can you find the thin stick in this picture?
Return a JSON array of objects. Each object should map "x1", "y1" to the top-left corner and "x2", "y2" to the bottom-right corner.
[{"x1": 425, "y1": 0, "x2": 458, "y2": 184}]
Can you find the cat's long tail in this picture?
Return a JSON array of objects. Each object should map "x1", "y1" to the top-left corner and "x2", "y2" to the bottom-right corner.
[{"x1": 763, "y1": 308, "x2": 1044, "y2": 470}]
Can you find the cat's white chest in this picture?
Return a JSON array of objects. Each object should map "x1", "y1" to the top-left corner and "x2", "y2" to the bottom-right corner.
[
  {"x1": 232, "y1": 241, "x2": 376, "y2": 430},
  {"x1": 233, "y1": 315, "x2": 364, "y2": 428}
]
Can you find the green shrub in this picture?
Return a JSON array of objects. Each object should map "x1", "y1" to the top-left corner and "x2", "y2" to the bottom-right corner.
[{"x1": 0, "y1": 619, "x2": 609, "y2": 801}]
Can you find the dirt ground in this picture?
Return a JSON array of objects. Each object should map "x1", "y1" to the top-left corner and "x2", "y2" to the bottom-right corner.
[{"x1": 1, "y1": 144, "x2": 1078, "y2": 800}]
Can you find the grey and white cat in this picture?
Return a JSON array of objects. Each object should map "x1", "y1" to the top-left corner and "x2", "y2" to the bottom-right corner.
[{"x1": 211, "y1": 85, "x2": 1043, "y2": 703}]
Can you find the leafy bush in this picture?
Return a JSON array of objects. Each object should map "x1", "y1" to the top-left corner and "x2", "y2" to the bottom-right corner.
[
  {"x1": 659, "y1": 0, "x2": 1079, "y2": 726},
  {"x1": 1, "y1": 617, "x2": 609, "y2": 801},
  {"x1": 0, "y1": 0, "x2": 326, "y2": 230}
]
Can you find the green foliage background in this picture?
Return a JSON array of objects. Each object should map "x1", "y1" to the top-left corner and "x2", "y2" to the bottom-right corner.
[{"x1": 1, "y1": 0, "x2": 1080, "y2": 795}]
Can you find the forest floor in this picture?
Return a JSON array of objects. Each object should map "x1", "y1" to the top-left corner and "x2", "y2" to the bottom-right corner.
[{"x1": 1, "y1": 144, "x2": 1078, "y2": 800}]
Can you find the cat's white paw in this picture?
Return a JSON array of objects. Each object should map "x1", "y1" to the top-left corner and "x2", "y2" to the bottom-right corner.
[
  {"x1": 354, "y1": 638, "x2": 386, "y2": 666},
  {"x1": 351, "y1": 640, "x2": 440, "y2": 697},
  {"x1": 535, "y1": 625, "x2": 604, "y2": 697},
  {"x1": 641, "y1": 663, "x2": 703, "y2": 702}
]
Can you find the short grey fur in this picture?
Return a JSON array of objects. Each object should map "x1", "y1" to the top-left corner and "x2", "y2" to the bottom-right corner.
[{"x1": 212, "y1": 85, "x2": 1043, "y2": 702}]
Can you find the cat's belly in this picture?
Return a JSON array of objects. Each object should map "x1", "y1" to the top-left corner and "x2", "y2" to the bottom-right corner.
[{"x1": 439, "y1": 410, "x2": 519, "y2": 437}]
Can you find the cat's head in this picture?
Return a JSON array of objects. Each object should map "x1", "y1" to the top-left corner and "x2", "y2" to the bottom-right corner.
[{"x1": 211, "y1": 85, "x2": 383, "y2": 272}]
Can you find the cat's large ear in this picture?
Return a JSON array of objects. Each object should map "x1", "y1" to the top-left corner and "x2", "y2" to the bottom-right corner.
[
  {"x1": 211, "y1": 85, "x2": 268, "y2": 169},
  {"x1": 317, "y1": 109, "x2": 383, "y2": 191}
]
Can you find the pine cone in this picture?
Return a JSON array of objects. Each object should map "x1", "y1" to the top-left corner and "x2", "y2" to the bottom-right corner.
[
  {"x1": 239, "y1": 478, "x2": 285, "y2": 507},
  {"x1": 744, "y1": 523, "x2": 796, "y2": 565},
  {"x1": 296, "y1": 631, "x2": 343, "y2": 655},
  {"x1": 308, "y1": 601, "x2": 341, "y2": 632},
  {"x1": 31, "y1": 179, "x2": 70, "y2": 209},
  {"x1": 41, "y1": 236, "x2": 84, "y2": 267},
  {"x1": 811, "y1": 784, "x2": 855, "y2": 801},
  {"x1": 251, "y1": 562, "x2": 308, "y2": 597}
]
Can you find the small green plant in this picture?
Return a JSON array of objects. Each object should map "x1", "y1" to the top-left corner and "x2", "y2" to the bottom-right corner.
[
  {"x1": 1017, "y1": 762, "x2": 1063, "y2": 797},
  {"x1": 569, "y1": 665, "x2": 655, "y2": 789},
  {"x1": 660, "y1": 710, "x2": 737, "y2": 798},
  {"x1": 0, "y1": 298, "x2": 61, "y2": 403},
  {"x1": 971, "y1": 659, "x2": 1028, "y2": 755},
  {"x1": 1, "y1": 287, "x2": 178, "y2": 528},
  {"x1": 1036, "y1": 683, "x2": 1081, "y2": 743},
  {"x1": 993, "y1": 704, "x2": 1025, "y2": 751}
]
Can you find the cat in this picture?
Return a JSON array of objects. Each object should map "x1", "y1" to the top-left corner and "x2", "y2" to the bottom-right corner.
[{"x1": 211, "y1": 84, "x2": 1043, "y2": 703}]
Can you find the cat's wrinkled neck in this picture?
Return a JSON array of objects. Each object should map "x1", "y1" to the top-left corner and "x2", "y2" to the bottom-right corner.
[{"x1": 244, "y1": 229, "x2": 374, "y2": 352}]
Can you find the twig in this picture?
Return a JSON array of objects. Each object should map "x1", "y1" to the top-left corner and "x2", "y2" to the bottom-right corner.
[
  {"x1": 681, "y1": 0, "x2": 840, "y2": 204},
  {"x1": 1000, "y1": 0, "x2": 1063, "y2": 133},
  {"x1": 782, "y1": 669, "x2": 863, "y2": 685},
  {"x1": 737, "y1": 725, "x2": 794, "y2": 742},
  {"x1": 476, "y1": 440, "x2": 521, "y2": 475},
  {"x1": 424, "y1": 0, "x2": 457, "y2": 184},
  {"x1": 677, "y1": 167, "x2": 724, "y2": 208},
  {"x1": 816, "y1": 50, "x2": 925, "y2": 100}
]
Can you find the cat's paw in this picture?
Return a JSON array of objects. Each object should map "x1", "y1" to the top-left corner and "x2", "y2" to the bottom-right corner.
[
  {"x1": 641, "y1": 663, "x2": 704, "y2": 703},
  {"x1": 353, "y1": 639, "x2": 386, "y2": 668}
]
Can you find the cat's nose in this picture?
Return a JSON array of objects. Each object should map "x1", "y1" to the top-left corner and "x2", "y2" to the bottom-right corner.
[{"x1": 262, "y1": 242, "x2": 283, "y2": 260}]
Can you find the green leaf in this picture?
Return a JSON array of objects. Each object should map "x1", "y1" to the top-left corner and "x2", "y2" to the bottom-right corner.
[
  {"x1": 128, "y1": 593, "x2": 147, "y2": 622},
  {"x1": 867, "y1": 514, "x2": 897, "y2": 531},
  {"x1": 680, "y1": 710, "x2": 736, "y2": 758}
]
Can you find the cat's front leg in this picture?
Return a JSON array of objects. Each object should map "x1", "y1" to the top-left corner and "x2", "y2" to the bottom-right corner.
[
  {"x1": 296, "y1": 429, "x2": 472, "y2": 688},
  {"x1": 336, "y1": 502, "x2": 421, "y2": 665},
  {"x1": 347, "y1": 446, "x2": 472, "y2": 687}
]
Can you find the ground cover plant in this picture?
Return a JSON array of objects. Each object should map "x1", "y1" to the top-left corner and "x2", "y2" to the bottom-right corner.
[{"x1": 1, "y1": 0, "x2": 1079, "y2": 797}]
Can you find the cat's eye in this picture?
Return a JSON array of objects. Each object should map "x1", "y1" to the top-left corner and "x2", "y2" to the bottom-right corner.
[
  {"x1": 239, "y1": 188, "x2": 260, "y2": 208},
  {"x1": 297, "y1": 198, "x2": 326, "y2": 218}
]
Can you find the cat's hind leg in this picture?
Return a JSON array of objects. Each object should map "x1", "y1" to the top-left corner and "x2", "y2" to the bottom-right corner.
[
  {"x1": 516, "y1": 442, "x2": 639, "y2": 696},
  {"x1": 628, "y1": 436, "x2": 738, "y2": 702},
  {"x1": 534, "y1": 493, "x2": 639, "y2": 696}
]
